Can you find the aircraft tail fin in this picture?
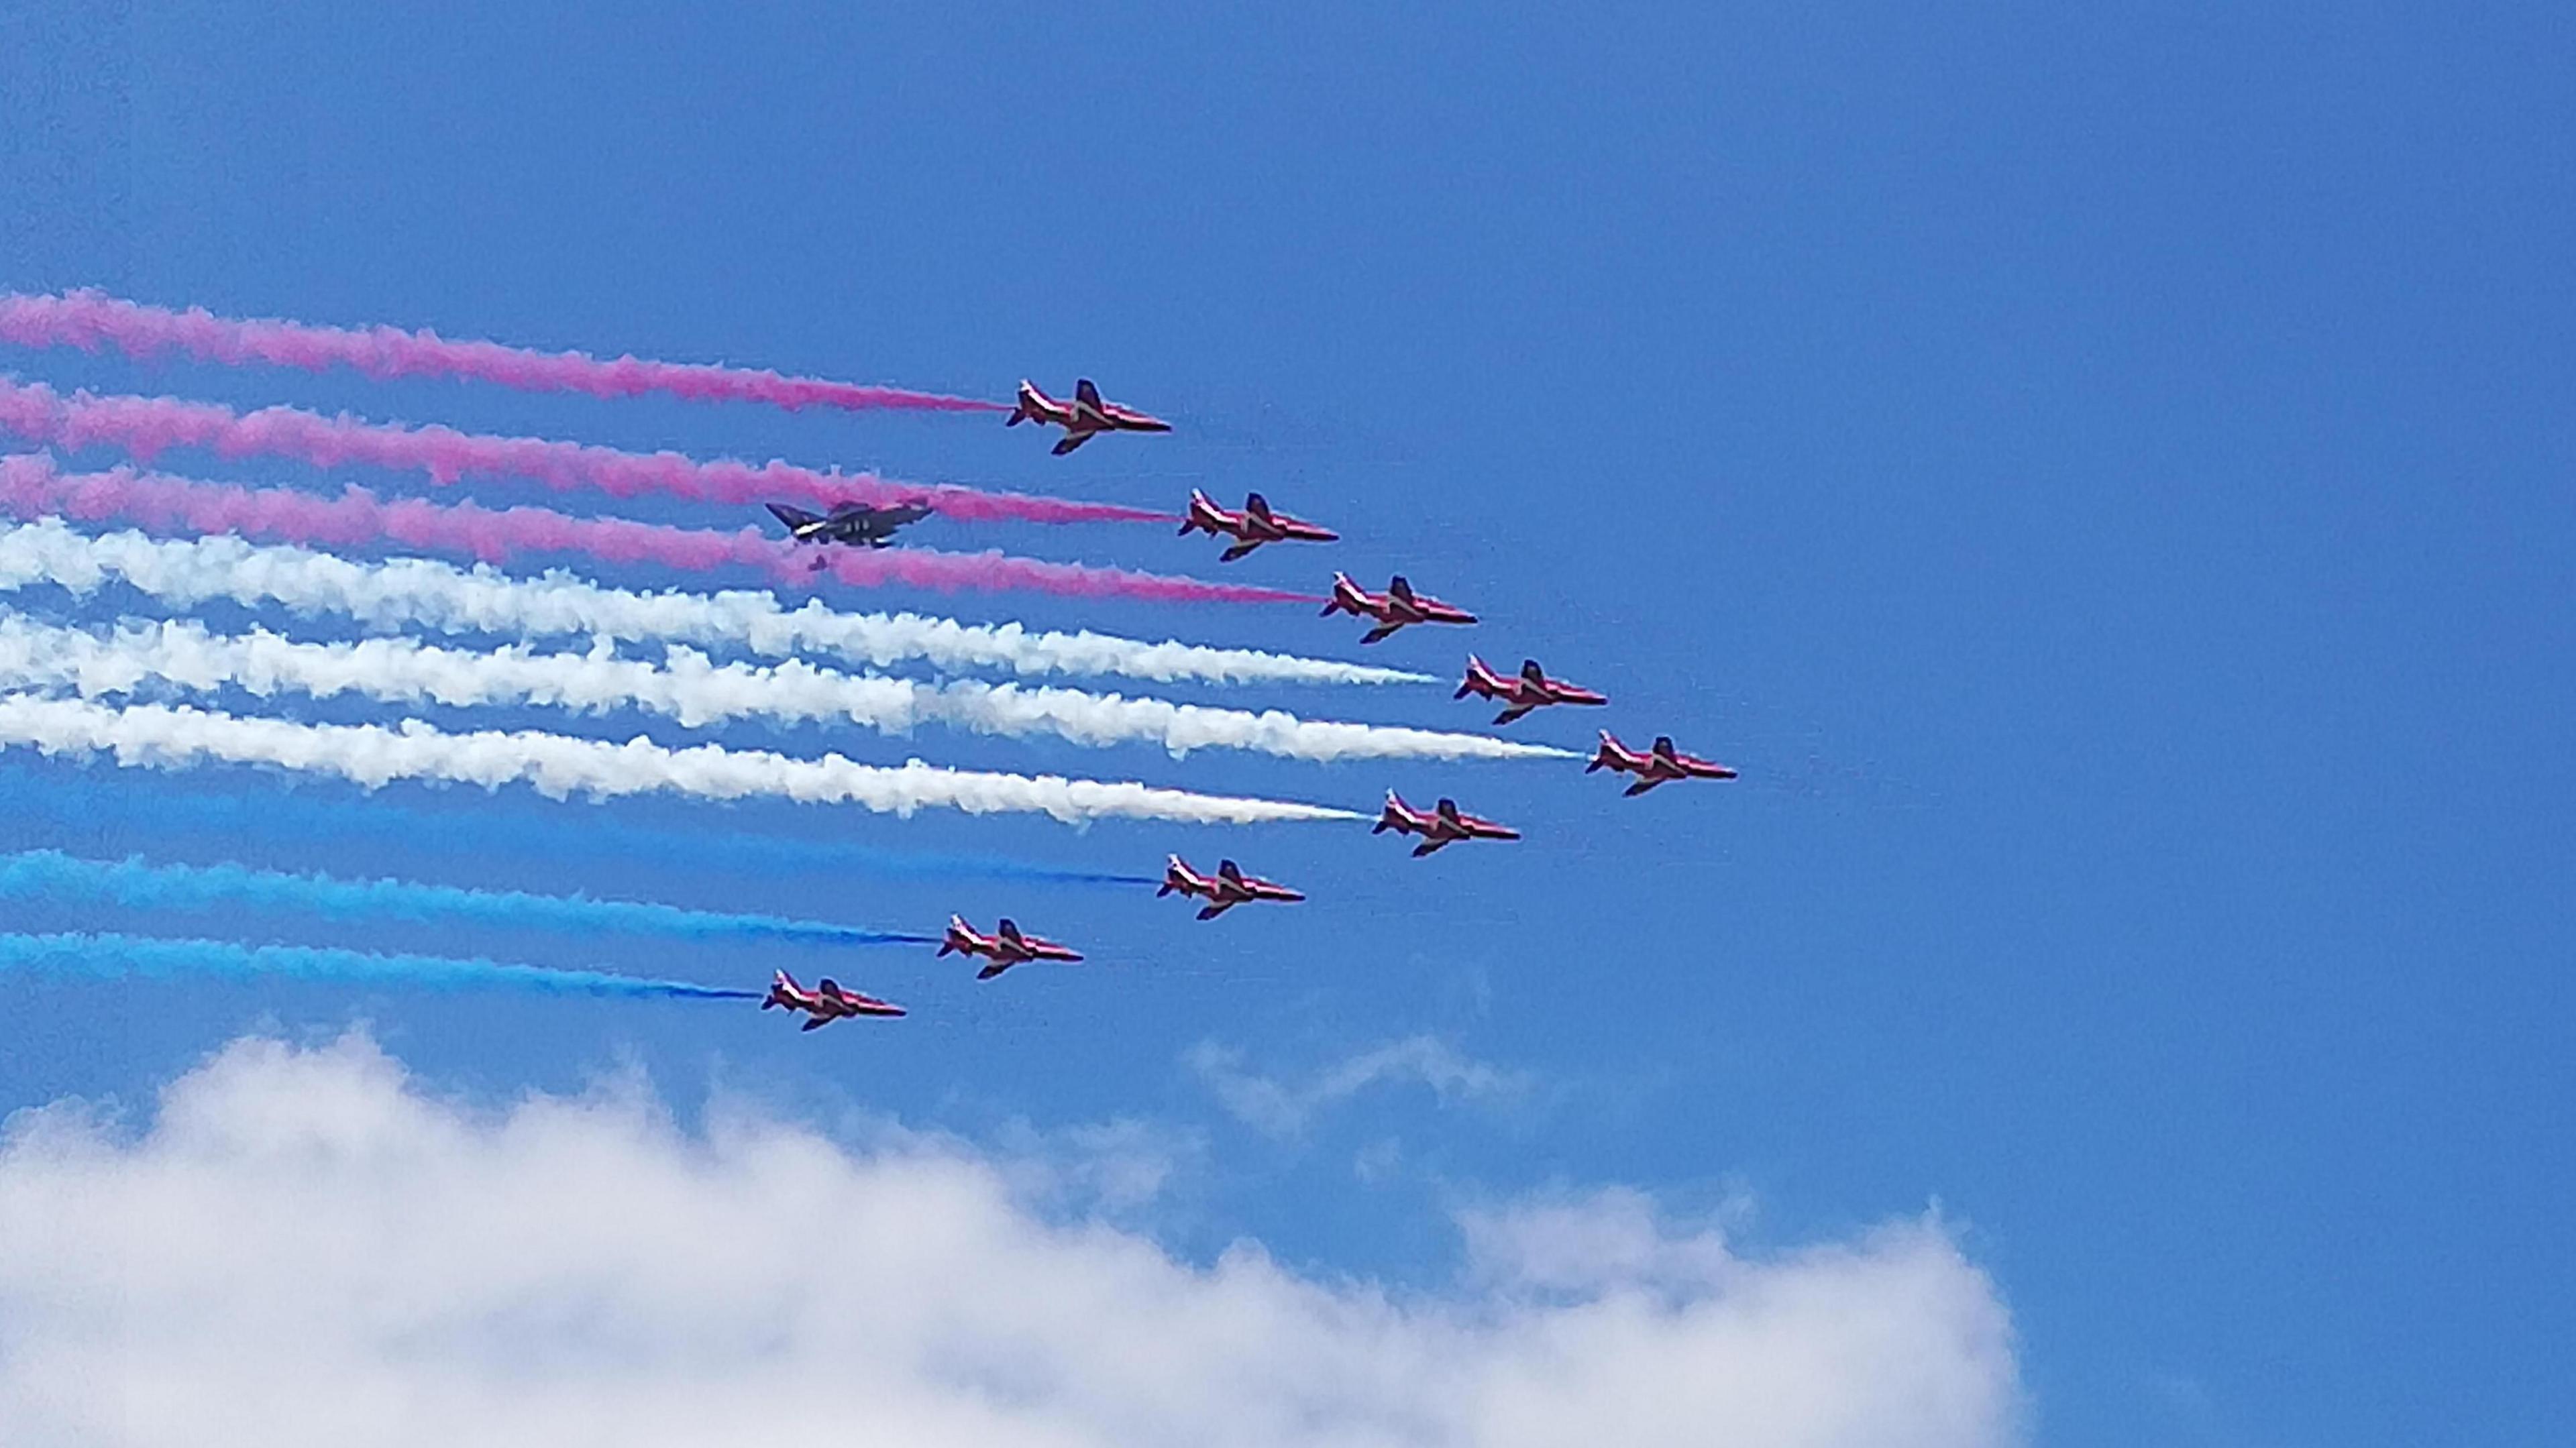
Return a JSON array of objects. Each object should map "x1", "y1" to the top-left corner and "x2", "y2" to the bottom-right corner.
[
  {"x1": 1456, "y1": 655, "x2": 1489, "y2": 699},
  {"x1": 1587, "y1": 732, "x2": 1622, "y2": 773}
]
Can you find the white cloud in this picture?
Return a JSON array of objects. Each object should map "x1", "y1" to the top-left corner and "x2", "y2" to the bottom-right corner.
[
  {"x1": 979, "y1": 1115, "x2": 1205, "y2": 1217},
  {"x1": 0, "y1": 1034, "x2": 2022, "y2": 1448},
  {"x1": 1458, "y1": 1186, "x2": 1756, "y2": 1296},
  {"x1": 1186, "y1": 1035, "x2": 1534, "y2": 1138}
]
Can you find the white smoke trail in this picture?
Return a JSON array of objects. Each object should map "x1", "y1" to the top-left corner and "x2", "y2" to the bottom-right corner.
[
  {"x1": 0, "y1": 612, "x2": 1568, "y2": 763},
  {"x1": 0, "y1": 519, "x2": 1432, "y2": 687},
  {"x1": 0, "y1": 694, "x2": 1364, "y2": 826}
]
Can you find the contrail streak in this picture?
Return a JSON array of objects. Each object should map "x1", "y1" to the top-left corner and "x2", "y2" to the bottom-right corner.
[
  {"x1": 0, "y1": 694, "x2": 1367, "y2": 825},
  {"x1": 0, "y1": 848, "x2": 938, "y2": 947},
  {"x1": 0, "y1": 378, "x2": 1166, "y2": 525},
  {"x1": 0, "y1": 612, "x2": 1570, "y2": 763},
  {"x1": 0, "y1": 765, "x2": 1160, "y2": 887},
  {"x1": 0, "y1": 288, "x2": 1002, "y2": 415},
  {"x1": 0, "y1": 930, "x2": 760, "y2": 1000},
  {"x1": 0, "y1": 518, "x2": 1430, "y2": 686},
  {"x1": 0, "y1": 453, "x2": 1309, "y2": 605}
]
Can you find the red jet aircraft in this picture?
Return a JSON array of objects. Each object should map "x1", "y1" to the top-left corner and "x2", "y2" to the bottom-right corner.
[
  {"x1": 1006, "y1": 378, "x2": 1173, "y2": 455},
  {"x1": 1320, "y1": 573, "x2": 1479, "y2": 645},
  {"x1": 1587, "y1": 732, "x2": 1739, "y2": 795},
  {"x1": 938, "y1": 915, "x2": 1085, "y2": 980},
  {"x1": 1179, "y1": 490, "x2": 1340, "y2": 562},
  {"x1": 1373, "y1": 791, "x2": 1522, "y2": 856},
  {"x1": 1159, "y1": 855, "x2": 1308, "y2": 919},
  {"x1": 1456, "y1": 655, "x2": 1609, "y2": 726},
  {"x1": 762, "y1": 970, "x2": 907, "y2": 1032}
]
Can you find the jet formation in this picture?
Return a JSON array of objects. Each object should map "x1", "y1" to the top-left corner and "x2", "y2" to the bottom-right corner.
[
  {"x1": 1587, "y1": 732, "x2": 1739, "y2": 794},
  {"x1": 766, "y1": 500, "x2": 934, "y2": 553},
  {"x1": 1320, "y1": 573, "x2": 1479, "y2": 645},
  {"x1": 1373, "y1": 793, "x2": 1523, "y2": 856},
  {"x1": 1456, "y1": 656, "x2": 1608, "y2": 726},
  {"x1": 751, "y1": 376, "x2": 1739, "y2": 1033},
  {"x1": 1007, "y1": 379, "x2": 1173, "y2": 454},
  {"x1": 1161, "y1": 856, "x2": 1307, "y2": 918},
  {"x1": 1180, "y1": 490, "x2": 1340, "y2": 561},
  {"x1": 938, "y1": 915, "x2": 1086, "y2": 980},
  {"x1": 763, "y1": 970, "x2": 907, "y2": 1030}
]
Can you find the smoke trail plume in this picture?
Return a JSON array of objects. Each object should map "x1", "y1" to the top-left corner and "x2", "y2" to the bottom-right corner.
[
  {"x1": 0, "y1": 378, "x2": 1166, "y2": 525},
  {"x1": 0, "y1": 849, "x2": 937, "y2": 946},
  {"x1": 0, "y1": 288, "x2": 1002, "y2": 415},
  {"x1": 0, "y1": 454, "x2": 1309, "y2": 605},
  {"x1": 0, "y1": 930, "x2": 759, "y2": 999},
  {"x1": 0, "y1": 612, "x2": 1568, "y2": 763},
  {"x1": 0, "y1": 765, "x2": 1161, "y2": 887},
  {"x1": 0, "y1": 518, "x2": 1430, "y2": 686},
  {"x1": 0, "y1": 694, "x2": 1366, "y2": 825}
]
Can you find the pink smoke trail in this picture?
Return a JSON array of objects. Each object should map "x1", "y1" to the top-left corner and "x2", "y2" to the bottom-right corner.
[
  {"x1": 0, "y1": 378, "x2": 1170, "y2": 526},
  {"x1": 0, "y1": 288, "x2": 1006, "y2": 416},
  {"x1": 0, "y1": 455, "x2": 1317, "y2": 606}
]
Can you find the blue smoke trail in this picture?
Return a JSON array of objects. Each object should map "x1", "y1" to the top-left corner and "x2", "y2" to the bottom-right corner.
[
  {"x1": 0, "y1": 931, "x2": 762, "y2": 1000},
  {"x1": 0, "y1": 766, "x2": 1160, "y2": 887},
  {"x1": 0, "y1": 849, "x2": 940, "y2": 947}
]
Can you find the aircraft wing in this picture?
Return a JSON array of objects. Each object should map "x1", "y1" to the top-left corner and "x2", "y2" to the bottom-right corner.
[{"x1": 1051, "y1": 431, "x2": 1094, "y2": 455}]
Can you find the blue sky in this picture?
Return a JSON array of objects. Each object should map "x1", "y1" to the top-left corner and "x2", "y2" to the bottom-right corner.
[{"x1": 3, "y1": 5, "x2": 2571, "y2": 1445}]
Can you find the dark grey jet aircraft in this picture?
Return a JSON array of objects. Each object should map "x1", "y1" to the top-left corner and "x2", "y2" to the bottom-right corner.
[{"x1": 765, "y1": 500, "x2": 934, "y2": 553}]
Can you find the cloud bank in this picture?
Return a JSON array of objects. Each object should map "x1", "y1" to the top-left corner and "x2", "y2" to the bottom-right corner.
[{"x1": 0, "y1": 1035, "x2": 2021, "y2": 1448}]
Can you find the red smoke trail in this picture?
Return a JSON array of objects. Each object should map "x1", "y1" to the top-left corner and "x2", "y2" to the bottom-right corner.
[
  {"x1": 0, "y1": 455, "x2": 1316, "y2": 606},
  {"x1": 0, "y1": 378, "x2": 1170, "y2": 526},
  {"x1": 0, "y1": 288, "x2": 1006, "y2": 416}
]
